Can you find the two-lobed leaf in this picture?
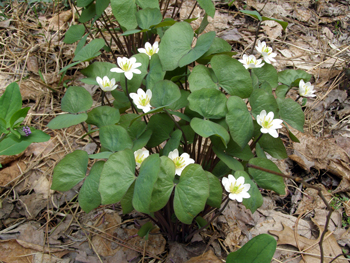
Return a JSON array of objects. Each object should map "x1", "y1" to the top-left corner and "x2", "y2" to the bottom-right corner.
[{"x1": 61, "y1": 86, "x2": 93, "y2": 113}]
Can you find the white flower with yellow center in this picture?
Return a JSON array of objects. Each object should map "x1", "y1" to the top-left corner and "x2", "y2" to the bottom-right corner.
[
  {"x1": 222, "y1": 175, "x2": 250, "y2": 202},
  {"x1": 255, "y1": 40, "x2": 277, "y2": 64},
  {"x1": 168, "y1": 149, "x2": 195, "y2": 176},
  {"x1": 138, "y1": 42, "x2": 159, "y2": 59},
  {"x1": 110, "y1": 57, "x2": 142, "y2": 80},
  {"x1": 238, "y1": 54, "x2": 265, "y2": 69},
  {"x1": 299, "y1": 79, "x2": 316, "y2": 97},
  {"x1": 129, "y1": 88, "x2": 153, "y2": 113},
  {"x1": 256, "y1": 110, "x2": 283, "y2": 138},
  {"x1": 96, "y1": 76, "x2": 118, "y2": 92},
  {"x1": 134, "y1": 148, "x2": 149, "y2": 168}
]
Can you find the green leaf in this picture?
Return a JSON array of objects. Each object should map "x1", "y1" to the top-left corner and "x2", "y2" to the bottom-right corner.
[
  {"x1": 77, "y1": 0, "x2": 93, "y2": 7},
  {"x1": 47, "y1": 113, "x2": 88, "y2": 129},
  {"x1": 240, "y1": 10, "x2": 262, "y2": 21},
  {"x1": 146, "y1": 54, "x2": 165, "y2": 90},
  {"x1": 99, "y1": 149, "x2": 136, "y2": 204},
  {"x1": 258, "y1": 134, "x2": 288, "y2": 159},
  {"x1": 0, "y1": 82, "x2": 22, "y2": 125},
  {"x1": 249, "y1": 89, "x2": 278, "y2": 117},
  {"x1": 99, "y1": 125, "x2": 133, "y2": 152},
  {"x1": 277, "y1": 98, "x2": 304, "y2": 132},
  {"x1": 81, "y1": 61, "x2": 120, "y2": 83},
  {"x1": 150, "y1": 80, "x2": 181, "y2": 108},
  {"x1": 136, "y1": 8, "x2": 162, "y2": 29},
  {"x1": 96, "y1": 0, "x2": 110, "y2": 16},
  {"x1": 149, "y1": 156, "x2": 176, "y2": 212},
  {"x1": 226, "y1": 140, "x2": 254, "y2": 161},
  {"x1": 189, "y1": 65, "x2": 218, "y2": 92},
  {"x1": 278, "y1": 69, "x2": 312, "y2": 86},
  {"x1": 61, "y1": 86, "x2": 93, "y2": 113},
  {"x1": 226, "y1": 234, "x2": 276, "y2": 263},
  {"x1": 120, "y1": 181, "x2": 135, "y2": 214},
  {"x1": 174, "y1": 164, "x2": 209, "y2": 224},
  {"x1": 158, "y1": 22, "x2": 193, "y2": 71},
  {"x1": 196, "y1": 0, "x2": 215, "y2": 18},
  {"x1": 59, "y1": 61, "x2": 82, "y2": 74},
  {"x1": 63, "y1": 24, "x2": 85, "y2": 44},
  {"x1": 138, "y1": 221, "x2": 154, "y2": 240},
  {"x1": 255, "y1": 143, "x2": 266, "y2": 158},
  {"x1": 0, "y1": 118, "x2": 6, "y2": 134},
  {"x1": 73, "y1": 39, "x2": 105, "y2": 62},
  {"x1": 234, "y1": 171, "x2": 263, "y2": 213},
  {"x1": 110, "y1": 0, "x2": 137, "y2": 31},
  {"x1": 275, "y1": 85, "x2": 289, "y2": 98},
  {"x1": 226, "y1": 96, "x2": 254, "y2": 149},
  {"x1": 188, "y1": 89, "x2": 227, "y2": 119},
  {"x1": 212, "y1": 146, "x2": 244, "y2": 171},
  {"x1": 121, "y1": 29, "x2": 142, "y2": 36},
  {"x1": 78, "y1": 3, "x2": 96, "y2": 23},
  {"x1": 197, "y1": 37, "x2": 232, "y2": 64},
  {"x1": 195, "y1": 13, "x2": 209, "y2": 35},
  {"x1": 51, "y1": 150, "x2": 88, "y2": 191},
  {"x1": 190, "y1": 118, "x2": 230, "y2": 148},
  {"x1": 178, "y1": 31, "x2": 216, "y2": 68},
  {"x1": 78, "y1": 161, "x2": 104, "y2": 213},
  {"x1": 10, "y1": 107, "x2": 29, "y2": 127},
  {"x1": 163, "y1": 129, "x2": 182, "y2": 157},
  {"x1": 133, "y1": 154, "x2": 161, "y2": 214},
  {"x1": 168, "y1": 90, "x2": 190, "y2": 111},
  {"x1": 206, "y1": 171, "x2": 222, "y2": 208},
  {"x1": 88, "y1": 151, "x2": 113, "y2": 159},
  {"x1": 146, "y1": 113, "x2": 175, "y2": 148},
  {"x1": 262, "y1": 16, "x2": 288, "y2": 30},
  {"x1": 112, "y1": 90, "x2": 130, "y2": 111},
  {"x1": 86, "y1": 106, "x2": 120, "y2": 128},
  {"x1": 248, "y1": 158, "x2": 285, "y2": 195},
  {"x1": 136, "y1": 0, "x2": 159, "y2": 9},
  {"x1": 0, "y1": 129, "x2": 50, "y2": 156},
  {"x1": 211, "y1": 55, "x2": 252, "y2": 98},
  {"x1": 252, "y1": 63, "x2": 278, "y2": 89}
]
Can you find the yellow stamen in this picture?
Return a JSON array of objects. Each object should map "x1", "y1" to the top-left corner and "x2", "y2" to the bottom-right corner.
[
  {"x1": 229, "y1": 181, "x2": 243, "y2": 194},
  {"x1": 173, "y1": 156, "x2": 185, "y2": 168}
]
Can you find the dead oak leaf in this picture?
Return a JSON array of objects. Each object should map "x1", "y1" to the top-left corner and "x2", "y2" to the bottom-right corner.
[{"x1": 269, "y1": 221, "x2": 346, "y2": 263}]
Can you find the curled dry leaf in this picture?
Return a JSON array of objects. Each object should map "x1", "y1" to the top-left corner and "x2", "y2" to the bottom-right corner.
[
  {"x1": 269, "y1": 220, "x2": 346, "y2": 263},
  {"x1": 185, "y1": 249, "x2": 222, "y2": 263},
  {"x1": 48, "y1": 10, "x2": 73, "y2": 31}
]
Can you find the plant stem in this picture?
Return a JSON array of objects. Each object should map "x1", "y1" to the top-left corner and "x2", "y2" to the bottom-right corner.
[
  {"x1": 250, "y1": 132, "x2": 263, "y2": 150},
  {"x1": 80, "y1": 123, "x2": 100, "y2": 148},
  {"x1": 164, "y1": 109, "x2": 189, "y2": 153},
  {"x1": 250, "y1": 21, "x2": 262, "y2": 55}
]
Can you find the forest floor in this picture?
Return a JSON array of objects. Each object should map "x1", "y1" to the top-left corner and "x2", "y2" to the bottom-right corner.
[{"x1": 0, "y1": 0, "x2": 350, "y2": 262}]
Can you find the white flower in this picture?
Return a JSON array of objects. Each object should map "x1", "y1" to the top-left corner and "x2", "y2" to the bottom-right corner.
[
  {"x1": 255, "y1": 40, "x2": 277, "y2": 64},
  {"x1": 110, "y1": 57, "x2": 142, "y2": 80},
  {"x1": 299, "y1": 79, "x2": 316, "y2": 97},
  {"x1": 256, "y1": 110, "x2": 283, "y2": 138},
  {"x1": 168, "y1": 149, "x2": 195, "y2": 176},
  {"x1": 238, "y1": 54, "x2": 265, "y2": 69},
  {"x1": 138, "y1": 42, "x2": 159, "y2": 59},
  {"x1": 134, "y1": 148, "x2": 149, "y2": 168},
  {"x1": 96, "y1": 76, "x2": 118, "y2": 92},
  {"x1": 129, "y1": 89, "x2": 153, "y2": 113},
  {"x1": 222, "y1": 175, "x2": 250, "y2": 202}
]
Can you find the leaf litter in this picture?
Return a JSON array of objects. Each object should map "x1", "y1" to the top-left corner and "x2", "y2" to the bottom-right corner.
[{"x1": 1, "y1": 0, "x2": 350, "y2": 262}]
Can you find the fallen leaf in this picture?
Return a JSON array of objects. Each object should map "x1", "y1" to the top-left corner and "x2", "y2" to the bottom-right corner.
[
  {"x1": 165, "y1": 241, "x2": 207, "y2": 263},
  {"x1": 185, "y1": 249, "x2": 222, "y2": 263},
  {"x1": 0, "y1": 19, "x2": 11, "y2": 28},
  {"x1": 48, "y1": 10, "x2": 72, "y2": 31},
  {"x1": 0, "y1": 239, "x2": 35, "y2": 263},
  {"x1": 269, "y1": 220, "x2": 346, "y2": 263},
  {"x1": 27, "y1": 56, "x2": 39, "y2": 73},
  {"x1": 261, "y1": 20, "x2": 283, "y2": 40},
  {"x1": 0, "y1": 161, "x2": 26, "y2": 187},
  {"x1": 295, "y1": 185, "x2": 332, "y2": 215}
]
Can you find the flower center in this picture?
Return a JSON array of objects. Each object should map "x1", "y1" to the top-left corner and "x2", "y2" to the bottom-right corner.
[
  {"x1": 147, "y1": 48, "x2": 154, "y2": 56},
  {"x1": 229, "y1": 181, "x2": 243, "y2": 194},
  {"x1": 122, "y1": 61, "x2": 132, "y2": 71},
  {"x1": 173, "y1": 156, "x2": 185, "y2": 169},
  {"x1": 138, "y1": 95, "x2": 150, "y2": 106},
  {"x1": 102, "y1": 80, "x2": 110, "y2": 87},
  {"x1": 262, "y1": 117, "x2": 273, "y2": 129},
  {"x1": 135, "y1": 153, "x2": 145, "y2": 164}
]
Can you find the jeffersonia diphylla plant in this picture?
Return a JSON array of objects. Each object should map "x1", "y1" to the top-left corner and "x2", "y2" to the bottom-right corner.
[{"x1": 48, "y1": 0, "x2": 313, "y2": 260}]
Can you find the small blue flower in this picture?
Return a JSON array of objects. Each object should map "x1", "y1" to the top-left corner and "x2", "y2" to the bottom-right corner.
[{"x1": 23, "y1": 126, "x2": 31, "y2": 136}]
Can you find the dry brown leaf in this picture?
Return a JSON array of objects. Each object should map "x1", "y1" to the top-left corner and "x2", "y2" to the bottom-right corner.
[
  {"x1": 0, "y1": 152, "x2": 24, "y2": 166},
  {"x1": 19, "y1": 79, "x2": 45, "y2": 101},
  {"x1": 290, "y1": 128, "x2": 350, "y2": 181},
  {"x1": 295, "y1": 185, "x2": 332, "y2": 215},
  {"x1": 0, "y1": 19, "x2": 11, "y2": 28},
  {"x1": 0, "y1": 239, "x2": 35, "y2": 263},
  {"x1": 48, "y1": 10, "x2": 73, "y2": 31},
  {"x1": 0, "y1": 161, "x2": 26, "y2": 187},
  {"x1": 261, "y1": 20, "x2": 283, "y2": 40},
  {"x1": 269, "y1": 221, "x2": 346, "y2": 263},
  {"x1": 27, "y1": 56, "x2": 39, "y2": 73},
  {"x1": 185, "y1": 249, "x2": 222, "y2": 263}
]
